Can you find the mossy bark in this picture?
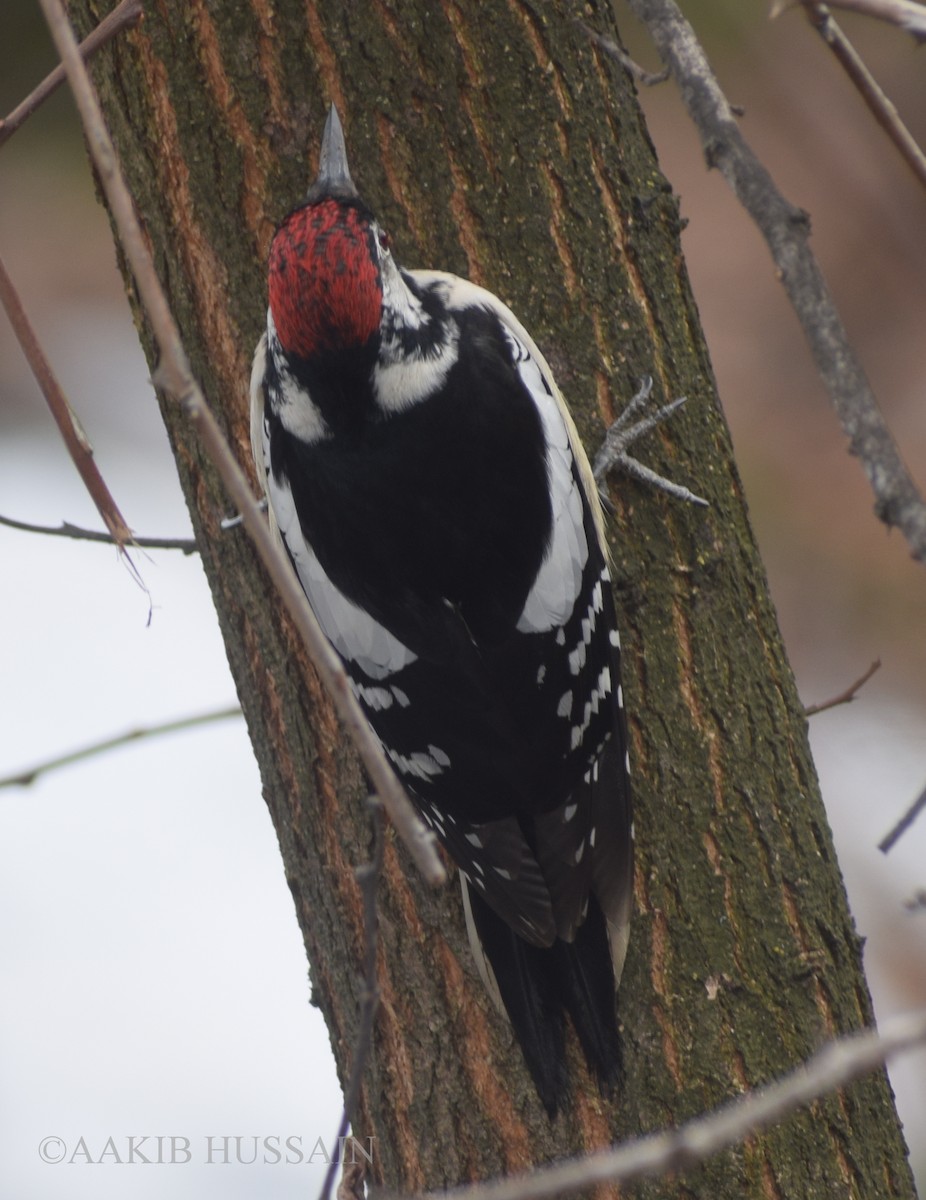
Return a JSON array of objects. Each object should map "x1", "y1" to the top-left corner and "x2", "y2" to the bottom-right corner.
[{"x1": 70, "y1": 0, "x2": 915, "y2": 1195}]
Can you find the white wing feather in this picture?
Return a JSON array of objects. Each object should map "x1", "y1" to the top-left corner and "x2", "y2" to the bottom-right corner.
[{"x1": 406, "y1": 271, "x2": 602, "y2": 634}]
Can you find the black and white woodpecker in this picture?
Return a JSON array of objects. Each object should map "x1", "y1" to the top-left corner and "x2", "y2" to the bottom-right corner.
[{"x1": 250, "y1": 106, "x2": 634, "y2": 1115}]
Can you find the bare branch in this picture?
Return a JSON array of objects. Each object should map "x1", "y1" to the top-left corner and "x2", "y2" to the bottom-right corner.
[
  {"x1": 798, "y1": 3, "x2": 926, "y2": 189},
  {"x1": 879, "y1": 780, "x2": 926, "y2": 853},
  {"x1": 772, "y1": 0, "x2": 926, "y2": 42},
  {"x1": 0, "y1": 252, "x2": 134, "y2": 552},
  {"x1": 37, "y1": 0, "x2": 445, "y2": 887},
  {"x1": 616, "y1": 0, "x2": 926, "y2": 565},
  {"x1": 803, "y1": 658, "x2": 881, "y2": 715},
  {"x1": 0, "y1": 0, "x2": 144, "y2": 148},
  {"x1": 0, "y1": 512, "x2": 199, "y2": 554},
  {"x1": 0, "y1": 706, "x2": 243, "y2": 790},
  {"x1": 399, "y1": 1010, "x2": 926, "y2": 1200},
  {"x1": 318, "y1": 798, "x2": 384, "y2": 1200}
]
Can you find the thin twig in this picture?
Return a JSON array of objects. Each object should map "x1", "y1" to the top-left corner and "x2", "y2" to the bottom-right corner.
[
  {"x1": 37, "y1": 0, "x2": 445, "y2": 887},
  {"x1": 619, "y1": 0, "x2": 926, "y2": 564},
  {"x1": 879, "y1": 781, "x2": 926, "y2": 853},
  {"x1": 772, "y1": 0, "x2": 926, "y2": 42},
  {"x1": 0, "y1": 0, "x2": 144, "y2": 148},
  {"x1": 0, "y1": 706, "x2": 243, "y2": 790},
  {"x1": 0, "y1": 252, "x2": 134, "y2": 553},
  {"x1": 803, "y1": 658, "x2": 881, "y2": 715},
  {"x1": 0, "y1": 512, "x2": 198, "y2": 554},
  {"x1": 576, "y1": 20, "x2": 670, "y2": 85},
  {"x1": 318, "y1": 799, "x2": 384, "y2": 1200},
  {"x1": 799, "y1": 2, "x2": 926, "y2": 189},
  {"x1": 397, "y1": 1010, "x2": 926, "y2": 1200}
]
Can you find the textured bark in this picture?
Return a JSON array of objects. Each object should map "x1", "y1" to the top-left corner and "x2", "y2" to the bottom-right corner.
[{"x1": 70, "y1": 0, "x2": 915, "y2": 1195}]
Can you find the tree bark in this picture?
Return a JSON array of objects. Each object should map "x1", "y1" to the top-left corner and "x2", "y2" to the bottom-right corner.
[{"x1": 70, "y1": 0, "x2": 915, "y2": 1195}]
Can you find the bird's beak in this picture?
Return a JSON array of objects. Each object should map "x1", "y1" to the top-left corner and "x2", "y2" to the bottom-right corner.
[{"x1": 308, "y1": 104, "x2": 359, "y2": 201}]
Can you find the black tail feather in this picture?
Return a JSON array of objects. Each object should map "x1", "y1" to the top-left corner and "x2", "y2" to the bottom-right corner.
[
  {"x1": 465, "y1": 884, "x2": 567, "y2": 1114},
  {"x1": 551, "y1": 895, "x2": 622, "y2": 1091},
  {"x1": 465, "y1": 885, "x2": 620, "y2": 1115}
]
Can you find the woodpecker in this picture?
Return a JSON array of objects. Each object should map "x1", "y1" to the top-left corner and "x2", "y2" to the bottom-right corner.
[{"x1": 250, "y1": 106, "x2": 634, "y2": 1115}]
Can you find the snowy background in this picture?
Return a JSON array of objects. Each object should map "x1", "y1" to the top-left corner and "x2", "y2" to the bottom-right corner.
[{"x1": 2, "y1": 3, "x2": 925, "y2": 1197}]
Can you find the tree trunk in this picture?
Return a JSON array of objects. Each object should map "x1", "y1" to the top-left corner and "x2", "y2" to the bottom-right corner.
[{"x1": 71, "y1": 0, "x2": 915, "y2": 1195}]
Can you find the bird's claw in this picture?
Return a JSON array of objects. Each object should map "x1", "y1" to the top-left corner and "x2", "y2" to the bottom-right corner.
[{"x1": 593, "y1": 376, "x2": 708, "y2": 508}]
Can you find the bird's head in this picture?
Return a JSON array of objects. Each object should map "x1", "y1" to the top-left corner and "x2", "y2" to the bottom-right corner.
[{"x1": 268, "y1": 106, "x2": 389, "y2": 362}]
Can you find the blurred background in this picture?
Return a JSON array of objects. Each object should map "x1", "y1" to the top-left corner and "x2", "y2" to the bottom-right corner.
[{"x1": 1, "y1": 2, "x2": 924, "y2": 1196}]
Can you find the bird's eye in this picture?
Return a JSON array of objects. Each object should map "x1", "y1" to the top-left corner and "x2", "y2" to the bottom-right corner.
[{"x1": 378, "y1": 229, "x2": 391, "y2": 253}]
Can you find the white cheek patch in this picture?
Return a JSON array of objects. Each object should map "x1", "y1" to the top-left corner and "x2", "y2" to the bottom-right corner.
[
  {"x1": 266, "y1": 315, "x2": 330, "y2": 444},
  {"x1": 373, "y1": 260, "x2": 460, "y2": 415},
  {"x1": 373, "y1": 349, "x2": 457, "y2": 414}
]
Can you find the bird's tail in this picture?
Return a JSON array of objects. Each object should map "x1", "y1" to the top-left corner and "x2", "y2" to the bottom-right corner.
[{"x1": 461, "y1": 881, "x2": 622, "y2": 1116}]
